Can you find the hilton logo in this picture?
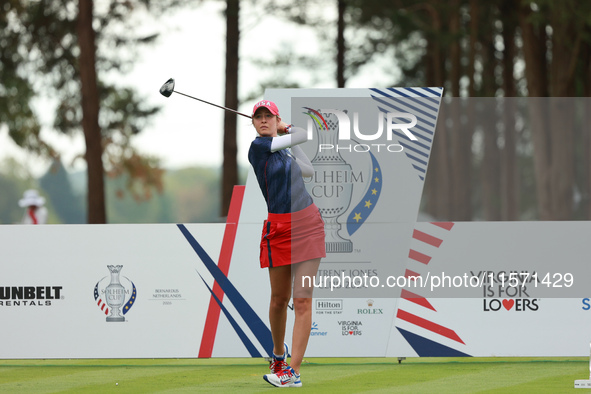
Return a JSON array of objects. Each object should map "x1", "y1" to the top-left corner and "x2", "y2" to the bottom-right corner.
[
  {"x1": 315, "y1": 299, "x2": 343, "y2": 315},
  {"x1": 316, "y1": 299, "x2": 343, "y2": 310}
]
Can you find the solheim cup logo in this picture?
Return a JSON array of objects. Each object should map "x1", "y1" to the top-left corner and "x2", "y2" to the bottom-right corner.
[
  {"x1": 94, "y1": 265, "x2": 137, "y2": 322},
  {"x1": 303, "y1": 107, "x2": 383, "y2": 253},
  {"x1": 305, "y1": 109, "x2": 354, "y2": 253},
  {"x1": 303, "y1": 108, "x2": 382, "y2": 254}
]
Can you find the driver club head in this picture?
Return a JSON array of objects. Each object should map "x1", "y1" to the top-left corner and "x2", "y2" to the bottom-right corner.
[
  {"x1": 158, "y1": 78, "x2": 252, "y2": 118},
  {"x1": 159, "y1": 78, "x2": 175, "y2": 97}
]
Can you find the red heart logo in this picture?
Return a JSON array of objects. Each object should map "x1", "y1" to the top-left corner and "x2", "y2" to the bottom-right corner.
[
  {"x1": 349, "y1": 331, "x2": 353, "y2": 335},
  {"x1": 502, "y1": 299, "x2": 514, "y2": 310}
]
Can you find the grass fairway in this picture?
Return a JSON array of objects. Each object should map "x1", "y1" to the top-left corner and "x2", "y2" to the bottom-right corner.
[{"x1": 0, "y1": 357, "x2": 586, "y2": 393}]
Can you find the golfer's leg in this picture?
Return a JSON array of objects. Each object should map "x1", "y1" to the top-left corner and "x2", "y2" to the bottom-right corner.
[
  {"x1": 268, "y1": 265, "x2": 292, "y2": 356},
  {"x1": 290, "y1": 258, "x2": 321, "y2": 374}
]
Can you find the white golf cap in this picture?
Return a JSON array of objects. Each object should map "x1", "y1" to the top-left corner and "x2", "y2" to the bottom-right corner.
[{"x1": 18, "y1": 189, "x2": 46, "y2": 207}]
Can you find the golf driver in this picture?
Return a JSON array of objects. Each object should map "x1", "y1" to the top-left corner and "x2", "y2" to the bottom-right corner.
[{"x1": 159, "y1": 78, "x2": 251, "y2": 119}]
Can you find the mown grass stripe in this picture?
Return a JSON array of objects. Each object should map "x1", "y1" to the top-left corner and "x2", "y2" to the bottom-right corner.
[{"x1": 0, "y1": 357, "x2": 587, "y2": 393}]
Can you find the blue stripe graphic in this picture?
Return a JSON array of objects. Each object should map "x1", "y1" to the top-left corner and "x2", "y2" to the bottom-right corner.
[
  {"x1": 398, "y1": 141, "x2": 429, "y2": 158},
  {"x1": 123, "y1": 281, "x2": 136, "y2": 315},
  {"x1": 406, "y1": 153, "x2": 428, "y2": 166},
  {"x1": 380, "y1": 106, "x2": 433, "y2": 142},
  {"x1": 346, "y1": 151, "x2": 382, "y2": 236},
  {"x1": 384, "y1": 88, "x2": 440, "y2": 112},
  {"x1": 178, "y1": 224, "x2": 274, "y2": 357},
  {"x1": 397, "y1": 327, "x2": 471, "y2": 357},
  {"x1": 390, "y1": 126, "x2": 432, "y2": 145},
  {"x1": 404, "y1": 87, "x2": 442, "y2": 104},
  {"x1": 423, "y1": 87, "x2": 443, "y2": 96},
  {"x1": 370, "y1": 87, "x2": 442, "y2": 181},
  {"x1": 412, "y1": 164, "x2": 426, "y2": 173},
  {"x1": 373, "y1": 87, "x2": 439, "y2": 111},
  {"x1": 372, "y1": 89, "x2": 438, "y2": 120},
  {"x1": 372, "y1": 96, "x2": 436, "y2": 128},
  {"x1": 374, "y1": 100, "x2": 435, "y2": 134},
  {"x1": 196, "y1": 271, "x2": 262, "y2": 357}
]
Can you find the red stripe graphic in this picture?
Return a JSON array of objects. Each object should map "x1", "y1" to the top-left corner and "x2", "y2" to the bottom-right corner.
[
  {"x1": 97, "y1": 299, "x2": 108, "y2": 315},
  {"x1": 397, "y1": 309, "x2": 464, "y2": 344},
  {"x1": 198, "y1": 185, "x2": 245, "y2": 358},
  {"x1": 431, "y1": 222, "x2": 455, "y2": 231},
  {"x1": 399, "y1": 222, "x2": 466, "y2": 348},
  {"x1": 412, "y1": 229, "x2": 443, "y2": 247},
  {"x1": 408, "y1": 249, "x2": 431, "y2": 265},
  {"x1": 401, "y1": 289, "x2": 436, "y2": 311}
]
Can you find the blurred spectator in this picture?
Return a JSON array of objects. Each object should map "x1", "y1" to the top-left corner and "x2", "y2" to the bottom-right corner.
[{"x1": 19, "y1": 189, "x2": 48, "y2": 225}]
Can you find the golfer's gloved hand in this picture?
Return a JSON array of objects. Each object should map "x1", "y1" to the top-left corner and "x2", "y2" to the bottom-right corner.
[{"x1": 277, "y1": 121, "x2": 291, "y2": 135}]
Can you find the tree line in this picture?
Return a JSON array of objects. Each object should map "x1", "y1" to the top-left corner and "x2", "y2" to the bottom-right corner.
[
  {"x1": 1, "y1": 0, "x2": 590, "y2": 223},
  {"x1": 0, "y1": 158, "x2": 228, "y2": 224},
  {"x1": 251, "y1": 0, "x2": 591, "y2": 221}
]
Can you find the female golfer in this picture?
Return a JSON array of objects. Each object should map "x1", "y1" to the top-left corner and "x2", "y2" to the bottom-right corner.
[{"x1": 248, "y1": 100, "x2": 325, "y2": 388}]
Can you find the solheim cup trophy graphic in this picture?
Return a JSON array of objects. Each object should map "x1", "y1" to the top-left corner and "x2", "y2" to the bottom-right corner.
[
  {"x1": 306, "y1": 111, "x2": 353, "y2": 253},
  {"x1": 105, "y1": 265, "x2": 126, "y2": 322},
  {"x1": 94, "y1": 265, "x2": 137, "y2": 322}
]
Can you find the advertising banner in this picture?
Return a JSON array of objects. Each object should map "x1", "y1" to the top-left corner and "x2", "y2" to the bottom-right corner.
[{"x1": 0, "y1": 224, "x2": 225, "y2": 358}]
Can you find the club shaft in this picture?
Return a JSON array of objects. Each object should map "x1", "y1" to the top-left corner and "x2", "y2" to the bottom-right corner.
[{"x1": 174, "y1": 91, "x2": 251, "y2": 119}]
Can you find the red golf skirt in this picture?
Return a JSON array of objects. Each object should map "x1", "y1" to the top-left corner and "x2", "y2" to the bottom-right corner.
[{"x1": 259, "y1": 203, "x2": 326, "y2": 268}]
